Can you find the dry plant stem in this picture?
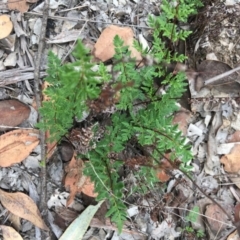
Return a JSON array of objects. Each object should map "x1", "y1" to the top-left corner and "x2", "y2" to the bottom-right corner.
[
  {"x1": 204, "y1": 65, "x2": 240, "y2": 86},
  {"x1": 33, "y1": 0, "x2": 49, "y2": 213}
]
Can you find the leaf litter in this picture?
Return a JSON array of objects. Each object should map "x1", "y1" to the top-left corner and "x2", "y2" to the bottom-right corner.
[{"x1": 1, "y1": 0, "x2": 240, "y2": 239}]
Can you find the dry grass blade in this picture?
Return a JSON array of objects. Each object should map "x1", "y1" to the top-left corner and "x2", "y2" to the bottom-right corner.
[{"x1": 0, "y1": 190, "x2": 49, "y2": 231}]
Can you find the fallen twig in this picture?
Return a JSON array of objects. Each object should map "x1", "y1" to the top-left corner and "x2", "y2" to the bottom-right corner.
[
  {"x1": 204, "y1": 65, "x2": 240, "y2": 86},
  {"x1": 32, "y1": 0, "x2": 51, "y2": 237}
]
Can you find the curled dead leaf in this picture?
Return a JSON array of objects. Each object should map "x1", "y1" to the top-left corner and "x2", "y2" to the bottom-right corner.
[
  {"x1": 0, "y1": 225, "x2": 23, "y2": 240},
  {"x1": 64, "y1": 155, "x2": 97, "y2": 206},
  {"x1": 0, "y1": 15, "x2": 13, "y2": 40},
  {"x1": 0, "y1": 190, "x2": 48, "y2": 231},
  {"x1": 0, "y1": 129, "x2": 39, "y2": 167},
  {"x1": 0, "y1": 99, "x2": 31, "y2": 127}
]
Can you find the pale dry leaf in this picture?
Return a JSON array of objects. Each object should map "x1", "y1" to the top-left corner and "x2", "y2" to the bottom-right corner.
[
  {"x1": 0, "y1": 129, "x2": 39, "y2": 167},
  {"x1": 220, "y1": 144, "x2": 240, "y2": 173},
  {"x1": 8, "y1": 213, "x2": 21, "y2": 231},
  {"x1": 93, "y1": 25, "x2": 142, "y2": 62},
  {"x1": 0, "y1": 225, "x2": 23, "y2": 240},
  {"x1": 59, "y1": 200, "x2": 104, "y2": 240},
  {"x1": 7, "y1": 0, "x2": 29, "y2": 13},
  {"x1": 0, "y1": 15, "x2": 13, "y2": 40},
  {"x1": 4, "y1": 52, "x2": 17, "y2": 67},
  {"x1": 227, "y1": 230, "x2": 239, "y2": 240},
  {"x1": 0, "y1": 189, "x2": 48, "y2": 231},
  {"x1": 0, "y1": 99, "x2": 30, "y2": 127}
]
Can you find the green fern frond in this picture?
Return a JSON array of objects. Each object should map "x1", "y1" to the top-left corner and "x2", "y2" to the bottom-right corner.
[{"x1": 38, "y1": 0, "x2": 202, "y2": 233}]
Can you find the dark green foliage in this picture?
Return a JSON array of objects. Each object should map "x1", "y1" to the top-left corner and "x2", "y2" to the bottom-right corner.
[
  {"x1": 38, "y1": 0, "x2": 202, "y2": 233},
  {"x1": 37, "y1": 41, "x2": 105, "y2": 141}
]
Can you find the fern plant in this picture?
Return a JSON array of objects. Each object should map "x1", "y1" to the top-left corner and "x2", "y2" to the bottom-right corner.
[
  {"x1": 37, "y1": 43, "x2": 107, "y2": 141},
  {"x1": 38, "y1": 0, "x2": 202, "y2": 233}
]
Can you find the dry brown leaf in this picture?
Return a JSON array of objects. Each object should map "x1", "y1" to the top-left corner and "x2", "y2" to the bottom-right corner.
[
  {"x1": 0, "y1": 99, "x2": 30, "y2": 127},
  {"x1": 220, "y1": 145, "x2": 240, "y2": 173},
  {"x1": 64, "y1": 155, "x2": 97, "y2": 206},
  {"x1": 156, "y1": 158, "x2": 173, "y2": 182},
  {"x1": 0, "y1": 225, "x2": 23, "y2": 240},
  {"x1": 7, "y1": 0, "x2": 29, "y2": 13},
  {"x1": 93, "y1": 25, "x2": 142, "y2": 62},
  {"x1": 156, "y1": 169, "x2": 171, "y2": 182},
  {"x1": 0, "y1": 190, "x2": 48, "y2": 231},
  {"x1": 205, "y1": 204, "x2": 228, "y2": 234},
  {"x1": 0, "y1": 129, "x2": 39, "y2": 167},
  {"x1": 64, "y1": 155, "x2": 84, "y2": 206},
  {"x1": 0, "y1": 15, "x2": 13, "y2": 40},
  {"x1": 82, "y1": 177, "x2": 97, "y2": 197},
  {"x1": 55, "y1": 206, "x2": 79, "y2": 222}
]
